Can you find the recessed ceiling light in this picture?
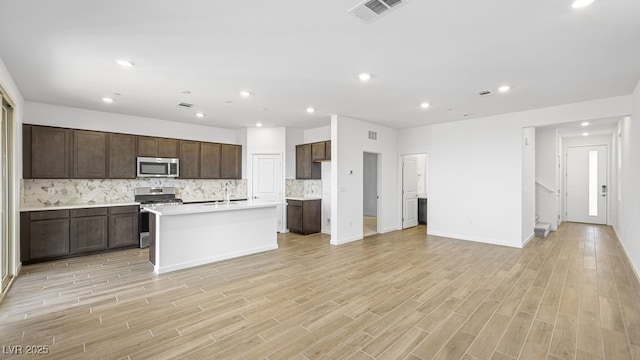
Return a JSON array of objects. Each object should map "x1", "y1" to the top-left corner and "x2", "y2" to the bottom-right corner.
[
  {"x1": 572, "y1": 0, "x2": 594, "y2": 9},
  {"x1": 240, "y1": 91, "x2": 251, "y2": 97},
  {"x1": 498, "y1": 85, "x2": 511, "y2": 93},
  {"x1": 102, "y1": 97, "x2": 113, "y2": 103},
  {"x1": 306, "y1": 107, "x2": 315, "y2": 114},
  {"x1": 581, "y1": 121, "x2": 590, "y2": 127},
  {"x1": 582, "y1": 132, "x2": 590, "y2": 136},
  {"x1": 182, "y1": 90, "x2": 192, "y2": 95},
  {"x1": 420, "y1": 102, "x2": 430, "y2": 109},
  {"x1": 196, "y1": 112, "x2": 204, "y2": 118},
  {"x1": 358, "y1": 73, "x2": 371, "y2": 82},
  {"x1": 256, "y1": 122, "x2": 263, "y2": 127},
  {"x1": 462, "y1": 113, "x2": 470, "y2": 117},
  {"x1": 115, "y1": 59, "x2": 134, "y2": 67}
]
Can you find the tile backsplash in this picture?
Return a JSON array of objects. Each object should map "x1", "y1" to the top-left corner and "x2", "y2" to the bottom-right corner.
[
  {"x1": 285, "y1": 179, "x2": 322, "y2": 198},
  {"x1": 21, "y1": 179, "x2": 247, "y2": 207}
]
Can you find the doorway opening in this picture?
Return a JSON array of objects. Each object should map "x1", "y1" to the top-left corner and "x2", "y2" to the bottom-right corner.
[
  {"x1": 363, "y1": 152, "x2": 379, "y2": 237},
  {"x1": 1, "y1": 90, "x2": 15, "y2": 296},
  {"x1": 401, "y1": 154, "x2": 429, "y2": 230}
]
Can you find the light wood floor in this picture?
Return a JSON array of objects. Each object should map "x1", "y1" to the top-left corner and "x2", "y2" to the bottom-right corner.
[
  {"x1": 1, "y1": 223, "x2": 640, "y2": 359},
  {"x1": 364, "y1": 216, "x2": 377, "y2": 237}
]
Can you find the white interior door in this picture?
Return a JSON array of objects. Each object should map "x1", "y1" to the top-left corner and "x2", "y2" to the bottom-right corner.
[
  {"x1": 566, "y1": 145, "x2": 607, "y2": 224},
  {"x1": 252, "y1": 154, "x2": 283, "y2": 230},
  {"x1": 402, "y1": 155, "x2": 419, "y2": 229}
]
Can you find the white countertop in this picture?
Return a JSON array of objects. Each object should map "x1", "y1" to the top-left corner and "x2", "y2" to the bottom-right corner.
[
  {"x1": 144, "y1": 200, "x2": 285, "y2": 216},
  {"x1": 285, "y1": 197, "x2": 322, "y2": 201},
  {"x1": 21, "y1": 201, "x2": 140, "y2": 212}
]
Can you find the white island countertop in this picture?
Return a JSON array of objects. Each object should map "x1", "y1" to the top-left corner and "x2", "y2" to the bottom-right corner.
[{"x1": 144, "y1": 200, "x2": 285, "y2": 216}]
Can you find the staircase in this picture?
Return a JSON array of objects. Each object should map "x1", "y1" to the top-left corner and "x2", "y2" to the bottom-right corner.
[{"x1": 535, "y1": 215, "x2": 551, "y2": 238}]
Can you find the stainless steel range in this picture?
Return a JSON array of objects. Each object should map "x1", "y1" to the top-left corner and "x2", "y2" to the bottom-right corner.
[{"x1": 135, "y1": 187, "x2": 182, "y2": 248}]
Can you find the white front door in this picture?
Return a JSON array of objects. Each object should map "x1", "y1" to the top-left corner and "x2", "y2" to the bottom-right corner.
[
  {"x1": 402, "y1": 155, "x2": 419, "y2": 229},
  {"x1": 566, "y1": 145, "x2": 607, "y2": 224},
  {"x1": 252, "y1": 154, "x2": 283, "y2": 230}
]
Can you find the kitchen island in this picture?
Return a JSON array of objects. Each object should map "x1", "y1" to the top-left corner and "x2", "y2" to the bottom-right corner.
[{"x1": 145, "y1": 201, "x2": 283, "y2": 274}]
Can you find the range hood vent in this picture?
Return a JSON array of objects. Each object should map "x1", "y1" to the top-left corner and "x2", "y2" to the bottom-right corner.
[{"x1": 348, "y1": 0, "x2": 409, "y2": 23}]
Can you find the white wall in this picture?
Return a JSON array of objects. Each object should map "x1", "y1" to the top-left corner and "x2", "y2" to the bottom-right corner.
[
  {"x1": 1, "y1": 56, "x2": 25, "y2": 275},
  {"x1": 398, "y1": 96, "x2": 631, "y2": 248},
  {"x1": 285, "y1": 128, "x2": 303, "y2": 179},
  {"x1": 613, "y1": 78, "x2": 640, "y2": 281},
  {"x1": 331, "y1": 115, "x2": 398, "y2": 245},
  {"x1": 24, "y1": 102, "x2": 240, "y2": 144},
  {"x1": 522, "y1": 128, "x2": 536, "y2": 244},
  {"x1": 246, "y1": 127, "x2": 287, "y2": 232},
  {"x1": 535, "y1": 127, "x2": 559, "y2": 229},
  {"x1": 304, "y1": 125, "x2": 330, "y2": 143},
  {"x1": 363, "y1": 152, "x2": 378, "y2": 217}
]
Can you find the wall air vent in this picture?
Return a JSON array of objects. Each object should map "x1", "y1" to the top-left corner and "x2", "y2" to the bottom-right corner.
[
  {"x1": 348, "y1": 0, "x2": 409, "y2": 23},
  {"x1": 478, "y1": 90, "x2": 492, "y2": 96},
  {"x1": 368, "y1": 131, "x2": 378, "y2": 140},
  {"x1": 177, "y1": 102, "x2": 194, "y2": 108}
]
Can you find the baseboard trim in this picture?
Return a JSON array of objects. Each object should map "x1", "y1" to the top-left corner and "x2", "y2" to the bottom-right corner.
[
  {"x1": 330, "y1": 235, "x2": 363, "y2": 246},
  {"x1": 428, "y1": 230, "x2": 523, "y2": 249},
  {"x1": 522, "y1": 232, "x2": 535, "y2": 247},
  {"x1": 611, "y1": 225, "x2": 640, "y2": 286}
]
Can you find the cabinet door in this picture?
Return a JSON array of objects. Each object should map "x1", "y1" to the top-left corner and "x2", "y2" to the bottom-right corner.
[
  {"x1": 29, "y1": 125, "x2": 71, "y2": 179},
  {"x1": 108, "y1": 213, "x2": 139, "y2": 248},
  {"x1": 325, "y1": 141, "x2": 331, "y2": 161},
  {"x1": 221, "y1": 144, "x2": 241, "y2": 179},
  {"x1": 108, "y1": 133, "x2": 136, "y2": 179},
  {"x1": 296, "y1": 144, "x2": 311, "y2": 179},
  {"x1": 312, "y1": 142, "x2": 326, "y2": 161},
  {"x1": 70, "y1": 216, "x2": 108, "y2": 253},
  {"x1": 137, "y1": 136, "x2": 158, "y2": 157},
  {"x1": 179, "y1": 141, "x2": 201, "y2": 178},
  {"x1": 302, "y1": 200, "x2": 322, "y2": 235},
  {"x1": 73, "y1": 130, "x2": 107, "y2": 178},
  {"x1": 30, "y1": 218, "x2": 70, "y2": 259},
  {"x1": 201, "y1": 142, "x2": 221, "y2": 179},
  {"x1": 158, "y1": 138, "x2": 179, "y2": 158},
  {"x1": 287, "y1": 203, "x2": 303, "y2": 234}
]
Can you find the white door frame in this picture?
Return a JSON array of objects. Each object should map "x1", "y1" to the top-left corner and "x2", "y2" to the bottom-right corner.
[{"x1": 563, "y1": 144, "x2": 609, "y2": 224}]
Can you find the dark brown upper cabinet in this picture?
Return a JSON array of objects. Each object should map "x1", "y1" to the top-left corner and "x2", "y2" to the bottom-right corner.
[
  {"x1": 158, "y1": 138, "x2": 180, "y2": 158},
  {"x1": 72, "y1": 130, "x2": 107, "y2": 179},
  {"x1": 108, "y1": 133, "x2": 136, "y2": 179},
  {"x1": 179, "y1": 140, "x2": 201, "y2": 178},
  {"x1": 221, "y1": 144, "x2": 242, "y2": 179},
  {"x1": 137, "y1": 136, "x2": 180, "y2": 158},
  {"x1": 312, "y1": 141, "x2": 331, "y2": 162},
  {"x1": 200, "y1": 142, "x2": 221, "y2": 179},
  {"x1": 23, "y1": 125, "x2": 71, "y2": 179},
  {"x1": 137, "y1": 136, "x2": 158, "y2": 157},
  {"x1": 296, "y1": 143, "x2": 321, "y2": 180}
]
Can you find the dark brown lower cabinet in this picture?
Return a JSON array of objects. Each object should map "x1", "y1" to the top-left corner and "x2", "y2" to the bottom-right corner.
[
  {"x1": 21, "y1": 205, "x2": 139, "y2": 264},
  {"x1": 28, "y1": 211, "x2": 71, "y2": 260},
  {"x1": 70, "y1": 216, "x2": 108, "y2": 253},
  {"x1": 108, "y1": 206, "x2": 139, "y2": 248},
  {"x1": 286, "y1": 199, "x2": 321, "y2": 235}
]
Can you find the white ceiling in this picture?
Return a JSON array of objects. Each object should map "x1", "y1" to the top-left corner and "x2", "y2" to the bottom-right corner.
[{"x1": 0, "y1": 0, "x2": 639, "y2": 130}]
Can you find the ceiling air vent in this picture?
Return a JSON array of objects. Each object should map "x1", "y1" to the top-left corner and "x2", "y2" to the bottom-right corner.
[
  {"x1": 478, "y1": 90, "x2": 492, "y2": 96},
  {"x1": 368, "y1": 131, "x2": 378, "y2": 140},
  {"x1": 348, "y1": 0, "x2": 409, "y2": 23},
  {"x1": 177, "y1": 102, "x2": 194, "y2": 108}
]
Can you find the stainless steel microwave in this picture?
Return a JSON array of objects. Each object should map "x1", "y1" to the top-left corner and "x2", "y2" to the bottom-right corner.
[{"x1": 137, "y1": 157, "x2": 179, "y2": 178}]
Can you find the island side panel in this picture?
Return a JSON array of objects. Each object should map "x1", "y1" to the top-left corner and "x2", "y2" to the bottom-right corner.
[
  {"x1": 155, "y1": 206, "x2": 278, "y2": 274},
  {"x1": 149, "y1": 212, "x2": 156, "y2": 265}
]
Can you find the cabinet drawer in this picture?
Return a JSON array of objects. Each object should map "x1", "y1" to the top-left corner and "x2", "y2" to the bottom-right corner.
[
  {"x1": 287, "y1": 200, "x2": 302, "y2": 207},
  {"x1": 70, "y1": 207, "x2": 108, "y2": 217},
  {"x1": 108, "y1": 205, "x2": 140, "y2": 215},
  {"x1": 30, "y1": 210, "x2": 70, "y2": 221}
]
